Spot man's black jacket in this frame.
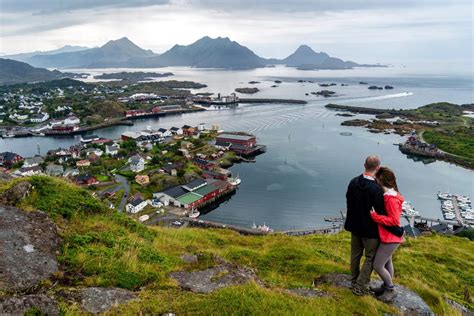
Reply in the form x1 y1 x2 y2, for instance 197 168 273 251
344 174 386 239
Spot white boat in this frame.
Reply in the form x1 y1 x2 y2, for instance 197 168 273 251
251 221 274 233
402 201 419 217
444 212 456 220
437 192 451 200
228 174 241 186
188 208 200 219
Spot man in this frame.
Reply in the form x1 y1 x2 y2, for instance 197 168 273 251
345 155 386 296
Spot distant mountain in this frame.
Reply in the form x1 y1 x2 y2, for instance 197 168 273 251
25 37 156 68
3 45 89 63
149 36 266 69
10 37 383 70
281 45 366 70
0 58 70 85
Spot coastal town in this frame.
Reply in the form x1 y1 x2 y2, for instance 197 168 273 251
0 78 307 138
0 122 266 225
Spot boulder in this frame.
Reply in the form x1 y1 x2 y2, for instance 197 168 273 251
0 294 59 315
80 287 136 314
0 205 60 291
180 253 199 264
0 181 32 206
170 263 261 293
314 273 434 315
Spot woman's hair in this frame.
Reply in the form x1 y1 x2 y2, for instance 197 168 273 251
375 166 399 192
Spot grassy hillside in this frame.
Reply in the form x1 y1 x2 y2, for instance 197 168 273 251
1 176 473 315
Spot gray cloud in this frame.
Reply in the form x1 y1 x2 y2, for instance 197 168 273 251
0 0 169 15
186 0 470 12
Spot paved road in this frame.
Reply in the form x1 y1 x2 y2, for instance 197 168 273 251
114 174 131 212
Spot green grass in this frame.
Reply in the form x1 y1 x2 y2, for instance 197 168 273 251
2 176 473 314
423 128 474 160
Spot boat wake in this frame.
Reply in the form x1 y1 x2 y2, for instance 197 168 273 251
341 92 414 104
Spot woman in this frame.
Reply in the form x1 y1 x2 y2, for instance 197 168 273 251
370 166 404 301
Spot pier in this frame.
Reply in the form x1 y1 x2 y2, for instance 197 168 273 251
239 98 307 105
282 224 343 236
450 196 466 226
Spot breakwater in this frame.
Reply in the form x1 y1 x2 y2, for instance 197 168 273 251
240 98 307 104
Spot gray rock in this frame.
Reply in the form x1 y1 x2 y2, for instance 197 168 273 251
0 294 59 315
284 288 328 298
170 263 260 293
445 298 474 316
180 253 198 264
81 287 136 314
0 182 32 206
0 205 60 291
314 273 434 315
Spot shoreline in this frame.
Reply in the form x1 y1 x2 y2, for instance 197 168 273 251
326 103 474 170
1 108 205 139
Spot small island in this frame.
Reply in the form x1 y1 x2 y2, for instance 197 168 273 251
235 87 259 94
327 102 474 169
93 71 174 81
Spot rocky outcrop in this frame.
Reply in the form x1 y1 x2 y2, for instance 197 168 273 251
314 273 434 315
0 205 60 292
235 87 259 94
170 262 261 293
0 181 32 206
0 294 59 315
80 287 136 314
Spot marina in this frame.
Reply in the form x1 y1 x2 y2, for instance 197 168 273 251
437 192 473 226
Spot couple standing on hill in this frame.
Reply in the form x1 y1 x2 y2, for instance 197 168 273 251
345 155 405 301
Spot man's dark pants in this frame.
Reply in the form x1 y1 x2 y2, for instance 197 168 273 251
350 233 379 287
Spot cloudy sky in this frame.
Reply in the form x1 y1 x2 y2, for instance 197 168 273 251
0 0 472 67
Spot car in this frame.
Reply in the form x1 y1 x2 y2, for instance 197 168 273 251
172 220 182 227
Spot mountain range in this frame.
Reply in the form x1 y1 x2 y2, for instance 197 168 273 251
4 36 383 70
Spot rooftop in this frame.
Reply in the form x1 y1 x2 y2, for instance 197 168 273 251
176 192 202 205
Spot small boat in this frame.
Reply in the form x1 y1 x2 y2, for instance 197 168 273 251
2 133 15 138
437 192 451 200
188 208 200 219
229 175 241 186
402 201 419 217
251 221 274 233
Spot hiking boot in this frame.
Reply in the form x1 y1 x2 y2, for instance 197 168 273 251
378 285 397 303
370 284 385 296
352 284 371 296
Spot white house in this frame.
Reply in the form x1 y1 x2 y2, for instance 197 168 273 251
129 155 145 172
126 198 148 213
16 166 42 177
30 112 49 123
84 148 104 157
105 145 119 156
169 127 183 135
64 115 80 125
158 128 172 138
23 156 44 168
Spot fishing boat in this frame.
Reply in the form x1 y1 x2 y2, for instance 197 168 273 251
188 208 200 219
228 174 241 186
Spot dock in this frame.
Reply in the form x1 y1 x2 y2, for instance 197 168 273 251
450 196 466 226
239 98 307 105
282 224 343 236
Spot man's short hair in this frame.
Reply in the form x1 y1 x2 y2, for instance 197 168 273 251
364 155 381 172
